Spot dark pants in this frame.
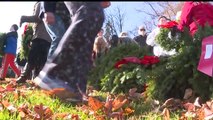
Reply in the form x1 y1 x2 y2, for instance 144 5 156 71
27 38 50 77
39 2 104 94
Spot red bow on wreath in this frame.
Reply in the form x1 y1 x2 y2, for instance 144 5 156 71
23 24 28 35
114 56 160 69
158 21 178 28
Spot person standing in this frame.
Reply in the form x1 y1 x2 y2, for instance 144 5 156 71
146 16 176 57
133 26 153 54
0 24 21 80
34 2 106 102
119 32 138 45
109 34 119 49
93 28 109 59
16 2 52 83
133 26 147 47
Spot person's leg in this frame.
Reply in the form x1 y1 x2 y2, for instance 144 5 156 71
16 62 33 83
43 15 66 58
34 2 105 100
33 39 50 78
16 40 39 83
0 54 10 79
8 54 21 77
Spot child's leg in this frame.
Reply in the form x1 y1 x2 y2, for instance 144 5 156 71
0 54 10 79
8 54 21 77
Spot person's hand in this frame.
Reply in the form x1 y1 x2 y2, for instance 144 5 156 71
43 12 55 25
19 16 24 27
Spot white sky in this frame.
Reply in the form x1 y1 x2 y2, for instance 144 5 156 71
0 2 146 38
0 2 36 48
0 2 36 32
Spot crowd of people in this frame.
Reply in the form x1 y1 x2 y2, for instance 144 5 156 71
0 1 212 103
92 14 177 60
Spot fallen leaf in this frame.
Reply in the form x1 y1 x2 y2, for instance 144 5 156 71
110 112 123 120
162 108 170 120
88 97 104 111
53 113 69 119
129 88 137 96
1 100 17 113
5 83 16 92
19 111 26 118
124 107 134 115
128 88 144 99
77 105 90 114
161 98 179 109
43 88 77 100
183 88 193 100
18 104 31 118
0 86 5 92
34 103 53 119
71 114 79 120
203 105 213 120
183 103 195 111
104 98 113 114
1 100 10 108
206 100 213 111
95 115 105 120
196 108 205 120
112 95 128 111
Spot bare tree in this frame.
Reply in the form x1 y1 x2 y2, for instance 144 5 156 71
128 27 138 37
136 2 184 32
114 7 125 33
104 6 126 40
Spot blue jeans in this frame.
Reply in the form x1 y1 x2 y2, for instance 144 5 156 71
44 15 66 58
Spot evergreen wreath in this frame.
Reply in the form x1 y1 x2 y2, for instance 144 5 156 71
0 32 7 56
155 27 182 52
19 24 33 60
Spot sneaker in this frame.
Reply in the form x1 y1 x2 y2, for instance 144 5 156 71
33 71 76 92
33 71 88 103
16 76 27 83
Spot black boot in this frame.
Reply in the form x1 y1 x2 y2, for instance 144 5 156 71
32 66 42 79
16 63 32 83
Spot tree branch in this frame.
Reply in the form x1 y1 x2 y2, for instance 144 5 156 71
147 2 160 16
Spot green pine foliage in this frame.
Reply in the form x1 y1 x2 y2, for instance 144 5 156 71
19 25 33 60
88 43 153 93
101 63 151 94
0 32 7 56
147 24 213 102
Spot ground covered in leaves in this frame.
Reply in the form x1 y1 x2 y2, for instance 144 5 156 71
0 78 212 120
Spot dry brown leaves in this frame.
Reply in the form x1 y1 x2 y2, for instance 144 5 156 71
0 79 213 120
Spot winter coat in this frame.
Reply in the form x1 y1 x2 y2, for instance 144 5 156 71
133 34 147 47
4 31 18 55
21 2 52 43
146 27 176 57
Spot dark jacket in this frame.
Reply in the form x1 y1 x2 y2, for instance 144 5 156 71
133 34 153 54
133 35 147 47
39 2 56 19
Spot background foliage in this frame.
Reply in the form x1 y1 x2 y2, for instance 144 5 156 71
89 24 213 102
